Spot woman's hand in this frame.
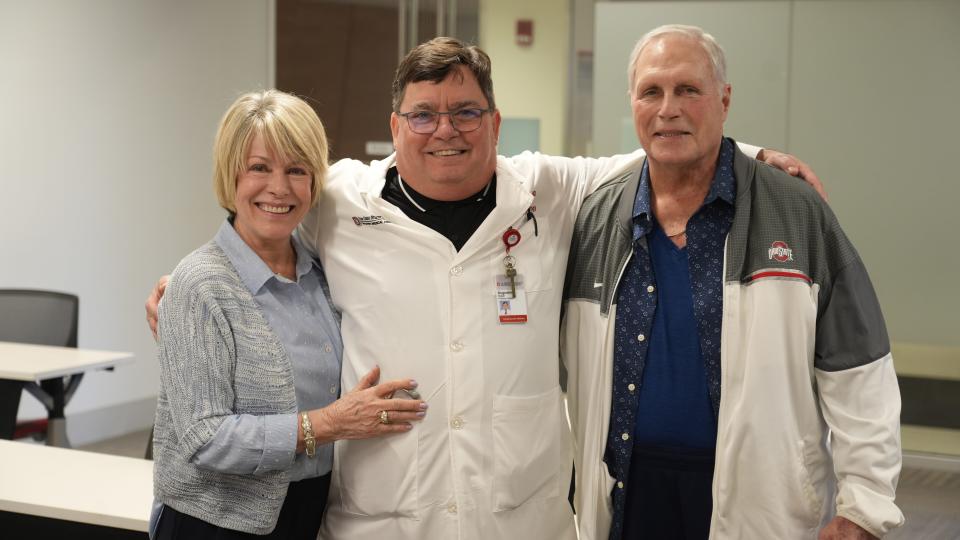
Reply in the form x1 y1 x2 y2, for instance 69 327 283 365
145 275 170 340
304 366 426 448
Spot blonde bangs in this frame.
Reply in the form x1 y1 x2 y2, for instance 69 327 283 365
212 90 329 212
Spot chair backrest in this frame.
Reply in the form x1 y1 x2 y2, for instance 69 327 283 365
0 289 78 348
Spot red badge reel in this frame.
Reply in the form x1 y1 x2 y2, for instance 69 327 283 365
502 228 521 253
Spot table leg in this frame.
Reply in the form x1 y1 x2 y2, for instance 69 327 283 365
0 379 25 440
41 377 71 448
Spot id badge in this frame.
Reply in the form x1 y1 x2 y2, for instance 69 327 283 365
495 274 528 324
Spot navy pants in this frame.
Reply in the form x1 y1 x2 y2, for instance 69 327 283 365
621 445 715 540
155 473 330 540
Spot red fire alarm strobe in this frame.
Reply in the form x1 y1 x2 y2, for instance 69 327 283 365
516 19 533 47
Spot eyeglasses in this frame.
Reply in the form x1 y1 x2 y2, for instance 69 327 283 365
396 108 494 134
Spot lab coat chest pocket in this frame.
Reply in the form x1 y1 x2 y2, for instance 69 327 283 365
491 385 567 512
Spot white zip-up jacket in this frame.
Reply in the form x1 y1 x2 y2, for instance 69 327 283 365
561 147 904 539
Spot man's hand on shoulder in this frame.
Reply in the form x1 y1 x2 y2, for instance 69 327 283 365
146 275 170 341
819 516 878 540
757 148 828 202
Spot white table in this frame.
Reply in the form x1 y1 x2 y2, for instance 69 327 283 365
0 341 134 447
0 439 152 533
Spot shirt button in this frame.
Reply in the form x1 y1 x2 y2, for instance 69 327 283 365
621 432 630 441
450 265 463 276
617 481 624 489
646 285 655 293
447 503 458 514
329 385 337 395
450 341 464 352
451 417 464 430
637 334 645 342
627 383 636 392
323 342 333 353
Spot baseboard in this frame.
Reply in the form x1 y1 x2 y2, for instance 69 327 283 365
65 396 156 447
892 342 960 381
903 451 960 473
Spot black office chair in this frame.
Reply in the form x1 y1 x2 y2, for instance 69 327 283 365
0 289 79 444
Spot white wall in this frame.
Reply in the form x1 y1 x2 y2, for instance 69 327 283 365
788 0 960 348
593 0 960 352
480 0 569 155
593 1 791 154
0 0 274 445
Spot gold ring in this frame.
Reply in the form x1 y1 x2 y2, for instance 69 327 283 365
379 410 390 424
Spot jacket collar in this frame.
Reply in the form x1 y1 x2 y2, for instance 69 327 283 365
725 140 759 281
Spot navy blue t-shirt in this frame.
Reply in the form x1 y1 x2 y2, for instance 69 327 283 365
632 223 717 449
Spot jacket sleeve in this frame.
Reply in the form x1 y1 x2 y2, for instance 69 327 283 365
158 273 296 475
814 252 904 537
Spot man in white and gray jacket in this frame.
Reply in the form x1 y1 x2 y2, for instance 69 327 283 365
561 25 903 540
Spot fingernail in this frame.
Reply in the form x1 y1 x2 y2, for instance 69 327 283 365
409 379 418 387
415 411 426 417
405 423 414 430
419 402 429 410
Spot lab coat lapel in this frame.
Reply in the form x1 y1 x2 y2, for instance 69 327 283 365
456 157 534 261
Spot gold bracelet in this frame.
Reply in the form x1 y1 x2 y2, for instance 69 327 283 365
300 412 316 458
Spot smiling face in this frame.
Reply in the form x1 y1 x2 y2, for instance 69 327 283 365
232 133 312 254
630 34 731 174
390 65 501 201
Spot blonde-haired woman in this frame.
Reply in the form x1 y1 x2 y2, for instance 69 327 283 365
151 90 425 539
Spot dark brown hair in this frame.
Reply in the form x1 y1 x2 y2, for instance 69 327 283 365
391 37 496 112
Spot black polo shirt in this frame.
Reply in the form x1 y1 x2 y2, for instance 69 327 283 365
381 167 496 251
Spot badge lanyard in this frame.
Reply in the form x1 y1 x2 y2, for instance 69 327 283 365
495 204 536 324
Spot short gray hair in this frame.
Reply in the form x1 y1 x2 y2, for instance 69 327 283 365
627 24 727 94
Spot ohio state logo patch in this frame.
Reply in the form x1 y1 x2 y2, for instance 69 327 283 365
768 241 794 262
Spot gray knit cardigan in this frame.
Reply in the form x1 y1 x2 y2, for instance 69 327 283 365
153 240 297 534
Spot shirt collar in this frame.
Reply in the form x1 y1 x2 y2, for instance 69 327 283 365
632 137 737 241
214 218 317 294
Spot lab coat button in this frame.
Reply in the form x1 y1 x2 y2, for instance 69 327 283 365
450 341 464 352
450 265 463 276
451 417 464 430
447 503 458 514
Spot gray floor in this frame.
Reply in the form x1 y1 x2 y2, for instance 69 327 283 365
888 464 960 539
78 428 152 459
81 431 960 538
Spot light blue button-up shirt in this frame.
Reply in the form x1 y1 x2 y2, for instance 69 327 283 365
197 219 343 479
150 220 342 537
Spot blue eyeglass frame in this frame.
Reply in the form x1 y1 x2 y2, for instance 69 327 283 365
396 108 495 134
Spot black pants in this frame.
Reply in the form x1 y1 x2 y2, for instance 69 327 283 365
155 473 330 540
621 445 715 540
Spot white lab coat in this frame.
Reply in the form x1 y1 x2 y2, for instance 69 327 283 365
298 150 643 540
